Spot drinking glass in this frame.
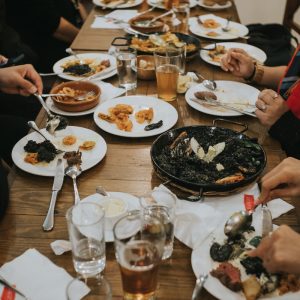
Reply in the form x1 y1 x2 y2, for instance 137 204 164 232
116 48 137 92
172 3 190 34
113 210 166 300
154 50 181 102
66 274 112 300
140 189 177 260
66 202 106 277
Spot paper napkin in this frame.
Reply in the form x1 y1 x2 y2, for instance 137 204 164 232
92 81 125 102
0 249 89 300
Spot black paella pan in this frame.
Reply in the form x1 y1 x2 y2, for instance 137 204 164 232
151 119 267 195
111 32 201 60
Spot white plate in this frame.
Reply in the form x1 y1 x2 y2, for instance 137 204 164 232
189 14 249 40
53 53 117 81
200 42 267 67
93 95 178 137
147 0 198 9
185 81 259 117
82 192 140 242
198 0 232 11
93 0 143 8
12 126 107 176
191 221 300 300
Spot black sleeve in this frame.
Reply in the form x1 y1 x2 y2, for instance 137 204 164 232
0 160 9 221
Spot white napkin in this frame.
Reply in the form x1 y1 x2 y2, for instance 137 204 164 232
92 81 125 102
0 249 89 300
91 10 137 29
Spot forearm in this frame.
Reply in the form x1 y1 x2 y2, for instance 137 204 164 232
260 66 287 89
53 17 79 43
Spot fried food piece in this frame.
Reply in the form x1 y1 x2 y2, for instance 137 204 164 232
194 91 217 100
62 135 77 146
110 104 133 115
100 59 110 67
24 153 39 164
98 112 115 123
242 276 261 300
208 45 227 62
216 173 245 184
207 31 220 37
63 150 82 167
135 108 154 124
79 141 96 151
278 274 300 295
202 19 220 29
115 118 133 131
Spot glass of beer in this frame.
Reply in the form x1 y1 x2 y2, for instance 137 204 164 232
113 210 166 300
154 50 181 102
139 189 177 260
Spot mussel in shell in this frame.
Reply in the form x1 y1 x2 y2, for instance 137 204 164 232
210 242 233 262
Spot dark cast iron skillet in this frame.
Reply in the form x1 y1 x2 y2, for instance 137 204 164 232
150 119 267 196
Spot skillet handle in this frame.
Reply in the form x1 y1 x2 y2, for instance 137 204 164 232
111 37 130 47
213 118 248 134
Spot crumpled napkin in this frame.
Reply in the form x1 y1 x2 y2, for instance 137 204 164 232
0 249 88 300
91 10 137 29
177 72 198 94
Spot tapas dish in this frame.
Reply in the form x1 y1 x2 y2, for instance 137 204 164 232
92 0 143 8
198 0 232 11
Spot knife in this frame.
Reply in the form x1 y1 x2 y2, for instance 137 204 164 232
42 159 65 231
0 275 29 299
191 274 208 300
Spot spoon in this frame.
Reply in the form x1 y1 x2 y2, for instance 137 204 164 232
33 93 68 134
27 121 64 154
191 71 217 91
224 210 253 238
65 165 82 205
96 185 110 196
222 16 232 32
191 274 208 300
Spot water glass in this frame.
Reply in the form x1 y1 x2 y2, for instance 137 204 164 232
116 49 137 92
113 210 166 300
154 50 181 102
140 189 177 260
66 202 106 277
66 274 112 300
172 3 190 34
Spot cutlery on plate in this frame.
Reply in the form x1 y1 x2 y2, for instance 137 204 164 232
191 274 208 300
192 97 257 117
41 91 96 101
77 67 117 82
39 72 63 77
145 10 173 27
42 159 65 231
222 16 232 32
0 275 29 300
190 70 217 90
65 164 82 205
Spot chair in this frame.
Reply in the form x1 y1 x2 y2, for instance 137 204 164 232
283 0 300 34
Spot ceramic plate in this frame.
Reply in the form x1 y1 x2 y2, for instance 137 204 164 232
93 0 143 8
12 126 107 176
82 192 140 242
185 81 259 117
198 0 232 11
93 95 178 137
53 53 117 81
147 0 198 9
200 42 267 67
189 14 249 40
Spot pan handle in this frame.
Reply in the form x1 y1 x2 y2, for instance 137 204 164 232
111 37 130 47
213 118 248 134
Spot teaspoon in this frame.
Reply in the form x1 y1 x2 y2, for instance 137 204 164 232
65 165 82 205
191 71 217 91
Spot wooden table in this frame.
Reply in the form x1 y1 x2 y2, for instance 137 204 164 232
1 2 300 300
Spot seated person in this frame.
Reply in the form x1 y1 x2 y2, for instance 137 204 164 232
0 64 43 220
5 0 87 72
248 157 300 275
220 46 300 159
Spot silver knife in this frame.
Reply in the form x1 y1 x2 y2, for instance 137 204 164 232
0 275 30 299
261 203 273 237
42 159 65 231
191 274 208 300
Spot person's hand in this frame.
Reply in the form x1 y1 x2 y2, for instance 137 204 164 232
256 157 300 205
255 89 289 128
0 64 43 96
220 48 255 78
248 225 300 275
0 55 8 65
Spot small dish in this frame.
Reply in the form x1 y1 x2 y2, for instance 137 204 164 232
50 81 101 112
129 15 165 33
137 55 155 80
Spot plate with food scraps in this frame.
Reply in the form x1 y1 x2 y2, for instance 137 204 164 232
198 0 232 11
93 95 178 137
12 126 107 176
53 53 117 81
200 42 267 67
82 192 140 242
191 212 300 300
189 14 249 40
147 0 198 9
185 81 259 117
93 0 143 8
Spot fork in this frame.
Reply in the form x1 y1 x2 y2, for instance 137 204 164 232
41 91 96 101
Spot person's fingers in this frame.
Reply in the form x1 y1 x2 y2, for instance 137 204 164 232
269 185 300 199
248 235 271 258
23 64 43 94
258 91 274 105
17 77 38 95
255 99 267 111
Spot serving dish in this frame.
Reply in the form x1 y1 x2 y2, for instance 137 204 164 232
129 15 165 33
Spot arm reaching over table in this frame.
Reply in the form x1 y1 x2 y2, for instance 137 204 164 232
0 64 43 96
248 225 300 275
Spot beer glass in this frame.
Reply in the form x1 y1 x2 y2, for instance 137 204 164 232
113 210 166 300
140 189 177 260
66 202 106 277
172 3 190 34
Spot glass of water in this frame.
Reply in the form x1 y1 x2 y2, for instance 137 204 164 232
66 202 106 277
139 189 177 260
116 48 137 92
